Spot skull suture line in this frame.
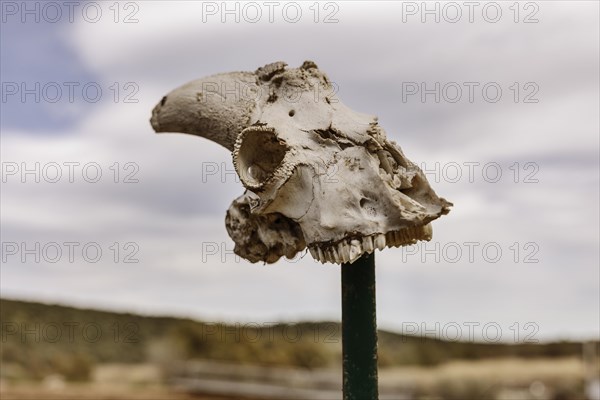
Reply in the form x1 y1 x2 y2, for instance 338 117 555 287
151 61 452 264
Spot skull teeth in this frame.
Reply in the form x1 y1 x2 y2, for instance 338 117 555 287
307 224 433 264
374 234 386 251
338 242 350 263
349 240 362 262
331 247 340 264
317 247 325 262
363 236 374 253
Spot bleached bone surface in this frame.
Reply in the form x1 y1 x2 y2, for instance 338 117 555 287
225 192 306 264
151 61 451 264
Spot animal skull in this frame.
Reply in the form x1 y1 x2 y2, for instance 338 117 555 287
151 61 451 264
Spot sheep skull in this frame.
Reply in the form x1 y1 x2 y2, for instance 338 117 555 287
151 61 451 264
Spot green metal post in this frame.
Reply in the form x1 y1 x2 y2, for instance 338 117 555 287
341 251 379 400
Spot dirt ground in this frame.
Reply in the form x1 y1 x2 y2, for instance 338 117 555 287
0 383 240 400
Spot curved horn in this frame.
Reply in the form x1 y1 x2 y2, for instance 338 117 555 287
150 71 261 151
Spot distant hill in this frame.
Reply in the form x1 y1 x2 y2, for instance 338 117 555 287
0 298 591 381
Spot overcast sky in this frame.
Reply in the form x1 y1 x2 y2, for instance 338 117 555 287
1 1 598 342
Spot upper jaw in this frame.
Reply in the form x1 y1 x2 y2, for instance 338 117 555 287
308 224 433 264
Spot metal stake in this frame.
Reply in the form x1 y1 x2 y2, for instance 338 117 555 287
341 251 378 400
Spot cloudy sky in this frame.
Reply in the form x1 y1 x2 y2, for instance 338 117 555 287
1 1 598 342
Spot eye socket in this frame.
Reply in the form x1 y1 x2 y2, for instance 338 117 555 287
235 128 288 189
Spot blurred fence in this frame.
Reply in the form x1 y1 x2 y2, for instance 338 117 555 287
169 356 597 400
169 361 410 400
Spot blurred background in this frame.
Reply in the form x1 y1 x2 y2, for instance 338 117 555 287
1 1 598 399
